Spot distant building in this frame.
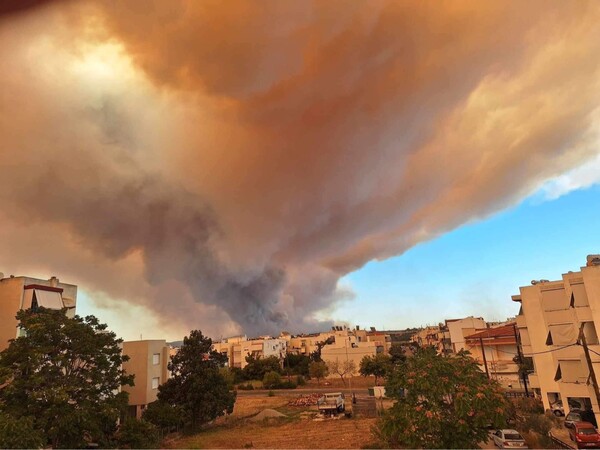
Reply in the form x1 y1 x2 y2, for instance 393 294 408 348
465 323 521 389
212 335 287 369
513 256 600 426
0 274 77 351
445 316 487 353
122 340 170 418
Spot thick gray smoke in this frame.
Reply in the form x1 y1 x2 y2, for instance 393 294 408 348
0 0 599 337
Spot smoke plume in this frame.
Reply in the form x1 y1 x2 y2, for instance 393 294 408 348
1 1 599 336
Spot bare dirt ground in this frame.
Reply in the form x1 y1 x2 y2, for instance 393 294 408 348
164 394 379 449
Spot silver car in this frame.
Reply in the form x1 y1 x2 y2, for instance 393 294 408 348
492 429 528 449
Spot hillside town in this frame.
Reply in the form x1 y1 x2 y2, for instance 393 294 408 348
2 255 600 448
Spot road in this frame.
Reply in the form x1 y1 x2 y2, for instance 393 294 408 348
236 388 370 397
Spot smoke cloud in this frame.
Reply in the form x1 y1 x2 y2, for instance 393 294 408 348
1 1 599 337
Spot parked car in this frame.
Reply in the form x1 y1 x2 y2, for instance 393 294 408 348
552 399 583 416
566 410 599 429
569 422 600 448
492 429 528 448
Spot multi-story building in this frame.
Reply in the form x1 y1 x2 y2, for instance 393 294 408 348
212 335 287 369
513 256 600 425
445 316 487 353
121 340 171 418
411 325 453 354
464 322 521 389
320 339 378 377
0 274 77 351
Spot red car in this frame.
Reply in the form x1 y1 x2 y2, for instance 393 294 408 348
569 422 600 449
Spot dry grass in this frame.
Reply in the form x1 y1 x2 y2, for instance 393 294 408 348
165 395 379 449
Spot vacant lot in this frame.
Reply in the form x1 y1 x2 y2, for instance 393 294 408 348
165 394 379 449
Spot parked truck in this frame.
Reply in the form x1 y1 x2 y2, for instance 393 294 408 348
317 392 345 414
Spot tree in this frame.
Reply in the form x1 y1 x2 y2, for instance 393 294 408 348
157 330 236 430
309 336 335 362
377 347 508 449
0 412 44 449
359 354 391 385
389 344 407 365
242 354 281 381
283 354 310 376
308 361 329 385
0 308 133 449
326 359 356 387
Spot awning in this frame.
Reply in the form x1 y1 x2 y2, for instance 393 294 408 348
34 289 64 309
548 323 578 345
542 288 568 312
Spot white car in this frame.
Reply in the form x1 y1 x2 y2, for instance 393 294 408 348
492 429 528 448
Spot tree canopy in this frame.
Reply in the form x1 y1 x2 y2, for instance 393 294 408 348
308 360 329 384
0 308 133 449
378 347 508 449
155 330 236 430
359 353 391 385
242 354 282 380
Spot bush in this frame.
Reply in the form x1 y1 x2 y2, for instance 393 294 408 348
268 390 275 397
278 380 297 389
142 401 184 432
116 419 160 449
296 375 306 386
238 383 255 390
263 371 282 389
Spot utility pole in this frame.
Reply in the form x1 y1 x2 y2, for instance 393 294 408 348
512 323 529 396
479 336 490 379
579 324 600 416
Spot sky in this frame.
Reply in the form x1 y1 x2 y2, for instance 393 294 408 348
0 1 599 342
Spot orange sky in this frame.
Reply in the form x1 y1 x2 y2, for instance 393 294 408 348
1 1 599 339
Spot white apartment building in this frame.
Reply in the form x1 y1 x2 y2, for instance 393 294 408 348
513 256 600 425
0 274 77 351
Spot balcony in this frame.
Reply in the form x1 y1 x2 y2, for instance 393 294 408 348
528 373 540 388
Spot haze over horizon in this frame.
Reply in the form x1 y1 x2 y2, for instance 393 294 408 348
1 1 599 342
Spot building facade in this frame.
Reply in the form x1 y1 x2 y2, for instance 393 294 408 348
513 256 600 425
0 274 77 351
464 323 521 389
121 340 171 418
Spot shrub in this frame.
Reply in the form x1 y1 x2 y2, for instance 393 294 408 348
268 390 275 397
296 375 306 386
237 383 255 390
263 371 282 389
116 419 160 449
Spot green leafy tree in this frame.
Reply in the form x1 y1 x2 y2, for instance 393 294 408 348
359 354 392 385
309 336 335 362
142 400 185 432
389 344 407 365
378 347 508 449
157 330 236 430
262 371 282 389
0 308 133 449
308 361 329 385
283 354 310 376
116 419 160 449
242 354 281 380
0 412 44 449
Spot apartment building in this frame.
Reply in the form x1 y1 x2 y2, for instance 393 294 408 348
321 339 378 377
464 323 521 389
121 340 171 418
513 256 600 425
445 316 487 352
0 274 77 351
213 335 287 369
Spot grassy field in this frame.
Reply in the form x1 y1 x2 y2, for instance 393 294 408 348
164 394 379 449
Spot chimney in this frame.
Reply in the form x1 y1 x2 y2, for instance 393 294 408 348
49 276 59 287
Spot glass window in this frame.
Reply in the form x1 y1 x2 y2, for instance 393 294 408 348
152 353 160 365
151 377 159 389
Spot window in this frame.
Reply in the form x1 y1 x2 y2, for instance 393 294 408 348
151 377 160 389
152 353 160 365
583 322 599 345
